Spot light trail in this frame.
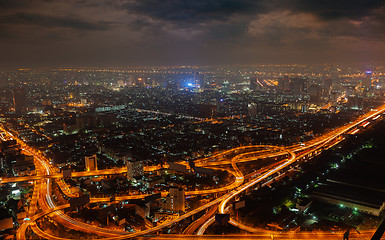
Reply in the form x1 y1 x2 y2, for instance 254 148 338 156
7 103 385 239
218 149 296 214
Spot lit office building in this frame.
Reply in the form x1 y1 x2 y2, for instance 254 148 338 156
13 87 27 115
127 159 144 180
164 187 185 212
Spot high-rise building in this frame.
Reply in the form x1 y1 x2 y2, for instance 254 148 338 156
362 71 372 91
13 87 27 115
199 103 217 119
278 75 290 91
347 95 363 110
309 84 322 103
289 78 307 94
194 71 204 88
248 103 259 117
323 79 333 98
250 77 259 91
164 187 185 212
127 157 144 180
85 154 97 171
330 91 338 106
221 81 230 93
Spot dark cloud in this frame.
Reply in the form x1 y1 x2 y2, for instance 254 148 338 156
73 0 106 8
0 0 30 9
0 26 16 39
127 17 153 31
294 0 385 20
122 0 267 27
0 0 385 66
0 12 114 31
122 0 385 27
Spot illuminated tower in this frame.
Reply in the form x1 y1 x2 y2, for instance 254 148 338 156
13 87 27 115
194 71 202 88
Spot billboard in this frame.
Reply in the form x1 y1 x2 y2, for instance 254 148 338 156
118 218 126 226
234 200 246 210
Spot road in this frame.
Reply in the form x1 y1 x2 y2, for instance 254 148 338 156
5 103 385 239
199 106 385 235
139 232 383 239
183 206 218 235
0 166 162 184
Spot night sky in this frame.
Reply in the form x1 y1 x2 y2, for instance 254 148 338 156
1 0 384 66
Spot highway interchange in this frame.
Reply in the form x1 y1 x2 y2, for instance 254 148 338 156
2 103 385 239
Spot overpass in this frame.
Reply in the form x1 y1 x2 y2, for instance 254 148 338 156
3 103 385 239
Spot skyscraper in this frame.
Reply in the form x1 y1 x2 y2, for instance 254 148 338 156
323 79 333 98
221 81 230 93
309 84 322 103
289 78 307 94
194 71 204 88
13 87 27 115
278 75 289 92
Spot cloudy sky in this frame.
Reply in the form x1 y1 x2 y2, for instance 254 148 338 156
0 0 384 66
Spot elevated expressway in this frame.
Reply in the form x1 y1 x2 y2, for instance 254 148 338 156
197 106 385 236
2 103 384 239
15 145 290 240
11 133 290 240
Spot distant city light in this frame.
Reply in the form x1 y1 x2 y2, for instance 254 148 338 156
3 63 385 239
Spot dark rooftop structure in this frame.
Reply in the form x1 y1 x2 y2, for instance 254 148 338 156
312 181 385 216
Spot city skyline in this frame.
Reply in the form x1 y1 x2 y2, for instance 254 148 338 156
1 1 385 239
0 0 385 67
1 64 385 238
